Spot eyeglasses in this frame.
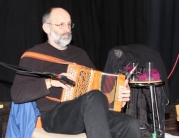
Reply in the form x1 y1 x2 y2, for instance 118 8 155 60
46 22 75 29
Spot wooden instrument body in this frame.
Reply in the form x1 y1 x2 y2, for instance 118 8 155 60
61 64 125 112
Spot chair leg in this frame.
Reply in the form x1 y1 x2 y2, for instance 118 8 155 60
0 104 3 138
176 105 179 121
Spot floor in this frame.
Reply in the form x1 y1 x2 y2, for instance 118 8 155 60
1 102 179 138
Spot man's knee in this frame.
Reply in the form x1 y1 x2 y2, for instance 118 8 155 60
82 90 109 111
86 90 108 104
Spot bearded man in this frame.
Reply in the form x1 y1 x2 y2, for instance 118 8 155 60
11 7 141 138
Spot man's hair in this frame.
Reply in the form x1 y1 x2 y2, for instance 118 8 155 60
42 8 54 24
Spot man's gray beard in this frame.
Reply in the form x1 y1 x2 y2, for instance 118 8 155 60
50 30 72 47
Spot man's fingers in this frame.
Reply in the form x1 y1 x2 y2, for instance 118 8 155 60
121 93 130 97
61 73 75 81
122 97 130 102
59 82 73 90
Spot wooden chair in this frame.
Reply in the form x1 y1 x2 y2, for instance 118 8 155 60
0 103 3 138
176 105 179 121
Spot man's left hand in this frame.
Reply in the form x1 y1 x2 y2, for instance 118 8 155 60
120 80 131 107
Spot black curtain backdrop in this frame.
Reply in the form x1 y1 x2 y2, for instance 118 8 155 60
0 0 178 106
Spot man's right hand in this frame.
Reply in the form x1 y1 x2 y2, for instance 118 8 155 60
45 73 75 90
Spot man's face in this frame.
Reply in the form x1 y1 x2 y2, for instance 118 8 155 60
50 27 72 47
48 9 72 48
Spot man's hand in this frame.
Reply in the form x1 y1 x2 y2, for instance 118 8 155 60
45 73 75 90
119 79 131 107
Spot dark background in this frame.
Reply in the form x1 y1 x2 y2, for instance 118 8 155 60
0 0 178 106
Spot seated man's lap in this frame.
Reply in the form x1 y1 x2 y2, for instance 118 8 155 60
108 111 141 138
40 91 140 138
